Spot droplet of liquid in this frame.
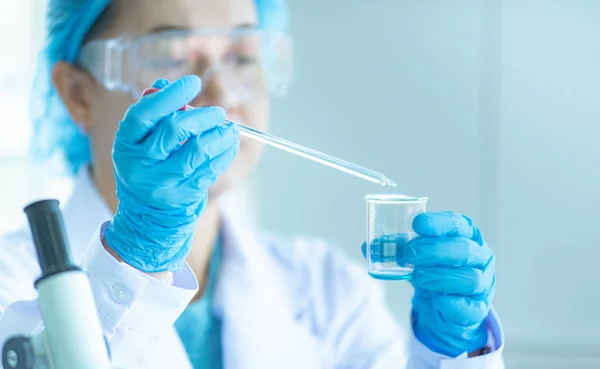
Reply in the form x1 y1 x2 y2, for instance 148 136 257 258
381 178 398 187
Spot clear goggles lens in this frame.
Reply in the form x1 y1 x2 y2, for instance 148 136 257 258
78 28 293 101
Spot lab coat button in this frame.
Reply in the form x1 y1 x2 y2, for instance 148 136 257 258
110 283 131 304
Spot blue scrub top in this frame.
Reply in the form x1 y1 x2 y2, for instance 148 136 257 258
174 236 223 369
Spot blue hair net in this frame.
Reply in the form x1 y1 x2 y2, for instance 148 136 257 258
30 0 289 175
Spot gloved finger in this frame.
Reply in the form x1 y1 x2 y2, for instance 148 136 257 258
412 212 483 244
187 143 240 189
432 293 490 327
141 106 226 160
161 123 240 177
151 78 170 89
136 76 201 120
411 286 433 309
411 257 495 295
118 75 202 144
405 236 493 269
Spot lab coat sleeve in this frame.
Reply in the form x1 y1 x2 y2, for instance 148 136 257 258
0 222 198 369
406 308 505 369
80 221 198 368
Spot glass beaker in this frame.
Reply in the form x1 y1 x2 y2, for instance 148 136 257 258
365 194 428 280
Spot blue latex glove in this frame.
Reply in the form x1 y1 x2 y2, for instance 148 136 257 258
406 212 496 357
104 76 240 273
360 211 496 357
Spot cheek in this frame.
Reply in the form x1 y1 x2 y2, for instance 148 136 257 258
88 92 135 162
239 98 269 156
242 98 269 131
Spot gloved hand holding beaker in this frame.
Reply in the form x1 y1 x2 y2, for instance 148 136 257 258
406 212 496 357
362 207 496 357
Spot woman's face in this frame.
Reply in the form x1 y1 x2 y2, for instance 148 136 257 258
83 0 268 199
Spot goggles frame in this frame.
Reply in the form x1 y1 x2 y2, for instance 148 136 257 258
77 27 294 98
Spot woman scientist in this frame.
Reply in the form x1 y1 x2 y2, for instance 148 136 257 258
0 0 503 368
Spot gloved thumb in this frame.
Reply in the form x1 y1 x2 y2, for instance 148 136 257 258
117 76 202 144
151 78 170 89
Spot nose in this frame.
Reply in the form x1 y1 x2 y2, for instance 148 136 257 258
189 70 241 114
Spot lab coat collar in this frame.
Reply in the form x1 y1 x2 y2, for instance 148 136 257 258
215 205 330 369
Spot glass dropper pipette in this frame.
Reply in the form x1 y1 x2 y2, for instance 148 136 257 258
227 120 397 187
141 88 397 187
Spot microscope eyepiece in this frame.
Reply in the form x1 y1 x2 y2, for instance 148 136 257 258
24 199 79 279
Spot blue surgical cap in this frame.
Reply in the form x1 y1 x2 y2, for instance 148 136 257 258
30 0 289 175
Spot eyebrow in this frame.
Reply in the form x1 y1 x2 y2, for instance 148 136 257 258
149 23 257 33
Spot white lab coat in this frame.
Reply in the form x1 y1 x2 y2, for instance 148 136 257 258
0 172 504 369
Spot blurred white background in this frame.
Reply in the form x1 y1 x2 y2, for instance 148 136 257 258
0 1 74 231
0 0 599 368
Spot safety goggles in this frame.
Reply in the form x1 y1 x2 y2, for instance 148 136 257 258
77 28 293 102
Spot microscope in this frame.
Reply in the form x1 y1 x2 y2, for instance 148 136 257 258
1 200 112 369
